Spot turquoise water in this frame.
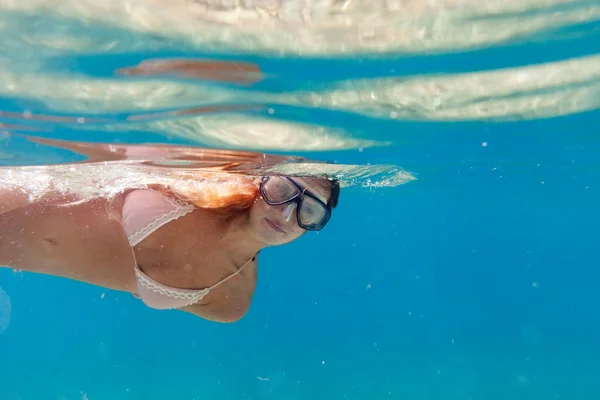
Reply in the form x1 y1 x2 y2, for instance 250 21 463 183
1 2 600 399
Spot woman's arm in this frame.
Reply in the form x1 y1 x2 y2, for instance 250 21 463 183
181 259 258 323
183 299 250 323
0 187 35 215
0 193 133 291
0 184 84 215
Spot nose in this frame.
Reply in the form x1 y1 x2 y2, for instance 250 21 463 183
281 202 296 221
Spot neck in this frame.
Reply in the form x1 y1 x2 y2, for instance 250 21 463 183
221 211 264 266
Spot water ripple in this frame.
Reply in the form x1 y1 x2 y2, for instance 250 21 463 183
0 0 596 162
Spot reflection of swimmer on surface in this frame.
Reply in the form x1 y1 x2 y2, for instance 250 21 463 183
0 139 340 323
115 58 265 86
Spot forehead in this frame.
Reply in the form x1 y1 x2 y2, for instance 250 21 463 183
292 177 332 202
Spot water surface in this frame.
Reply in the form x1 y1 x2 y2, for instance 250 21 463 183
0 1 599 399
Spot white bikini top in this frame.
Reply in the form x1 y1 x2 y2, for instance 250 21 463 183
120 189 254 310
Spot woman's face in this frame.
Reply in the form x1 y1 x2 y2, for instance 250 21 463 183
249 176 334 246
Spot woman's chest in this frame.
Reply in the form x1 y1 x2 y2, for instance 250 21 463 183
131 210 242 290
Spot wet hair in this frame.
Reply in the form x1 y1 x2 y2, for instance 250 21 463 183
172 173 341 214
171 172 259 213
328 179 340 209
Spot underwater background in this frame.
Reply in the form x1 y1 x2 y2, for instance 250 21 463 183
1 1 600 399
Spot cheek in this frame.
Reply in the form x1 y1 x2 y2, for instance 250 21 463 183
250 198 268 218
285 225 304 237
249 200 306 244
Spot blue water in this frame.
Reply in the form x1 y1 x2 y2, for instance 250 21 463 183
1 4 600 400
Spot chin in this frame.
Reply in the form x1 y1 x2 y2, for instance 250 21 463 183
258 225 304 246
261 231 299 246
266 238 290 246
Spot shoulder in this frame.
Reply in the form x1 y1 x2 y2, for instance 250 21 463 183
182 255 259 323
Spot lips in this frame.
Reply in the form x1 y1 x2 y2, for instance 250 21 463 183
265 218 285 233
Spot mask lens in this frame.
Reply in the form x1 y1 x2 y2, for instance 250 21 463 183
262 177 300 204
299 196 328 228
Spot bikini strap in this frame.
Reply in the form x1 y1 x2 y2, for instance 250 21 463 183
207 251 259 291
130 245 257 294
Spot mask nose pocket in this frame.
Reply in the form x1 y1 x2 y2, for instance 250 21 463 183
282 202 296 221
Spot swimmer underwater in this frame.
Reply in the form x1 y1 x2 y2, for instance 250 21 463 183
0 138 340 323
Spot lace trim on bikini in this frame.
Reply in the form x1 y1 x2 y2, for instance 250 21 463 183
134 264 209 306
127 196 195 247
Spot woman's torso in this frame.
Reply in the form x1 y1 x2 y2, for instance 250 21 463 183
0 189 257 305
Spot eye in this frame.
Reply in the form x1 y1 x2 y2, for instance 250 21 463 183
299 196 326 225
263 177 299 203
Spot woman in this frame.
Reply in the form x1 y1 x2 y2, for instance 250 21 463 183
0 139 340 323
